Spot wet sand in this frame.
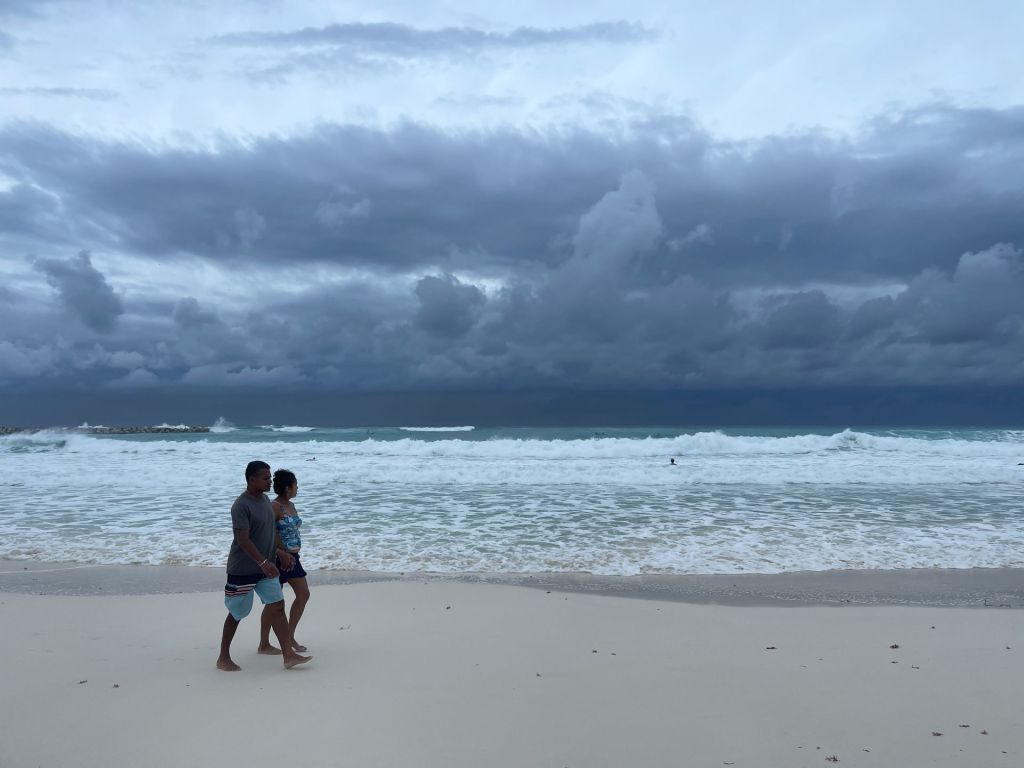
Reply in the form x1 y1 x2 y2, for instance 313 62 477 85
2 559 1022 607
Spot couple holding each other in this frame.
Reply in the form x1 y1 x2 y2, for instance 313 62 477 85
216 460 313 671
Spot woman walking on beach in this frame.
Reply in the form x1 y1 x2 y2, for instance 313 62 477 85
258 469 311 654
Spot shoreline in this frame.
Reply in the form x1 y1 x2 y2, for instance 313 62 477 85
2 559 1021 607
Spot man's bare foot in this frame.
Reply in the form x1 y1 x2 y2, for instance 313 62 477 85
257 644 283 655
217 657 241 671
283 653 313 669
291 642 308 652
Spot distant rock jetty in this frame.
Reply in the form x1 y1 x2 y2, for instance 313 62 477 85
1 425 210 435
81 426 211 434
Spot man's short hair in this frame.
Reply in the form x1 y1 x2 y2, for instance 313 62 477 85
245 460 270 480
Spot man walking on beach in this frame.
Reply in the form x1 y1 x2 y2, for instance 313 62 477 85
217 460 312 671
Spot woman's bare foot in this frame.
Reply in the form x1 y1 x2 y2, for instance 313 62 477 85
216 657 241 671
283 653 313 669
257 643 283 655
291 642 308 652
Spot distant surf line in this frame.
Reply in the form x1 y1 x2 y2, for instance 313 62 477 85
399 426 476 432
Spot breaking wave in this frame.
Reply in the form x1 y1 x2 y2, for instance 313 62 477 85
399 426 476 432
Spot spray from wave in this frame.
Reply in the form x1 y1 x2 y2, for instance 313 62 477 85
210 417 237 433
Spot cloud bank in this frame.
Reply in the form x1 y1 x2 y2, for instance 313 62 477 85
1 104 1023 403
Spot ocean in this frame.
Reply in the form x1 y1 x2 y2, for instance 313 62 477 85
2 422 1022 575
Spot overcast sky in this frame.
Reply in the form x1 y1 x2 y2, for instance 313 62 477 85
1 1 1023 424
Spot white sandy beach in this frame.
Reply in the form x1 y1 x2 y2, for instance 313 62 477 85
2 579 1022 767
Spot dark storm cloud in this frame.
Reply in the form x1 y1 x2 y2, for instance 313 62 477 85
1 104 1024 394
414 273 485 338
759 291 843 349
212 20 657 55
172 297 221 329
31 250 124 332
0 119 665 272
878 243 1024 345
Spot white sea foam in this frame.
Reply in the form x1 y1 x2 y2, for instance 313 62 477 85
399 425 476 432
0 429 79 454
1 427 1021 573
259 425 316 433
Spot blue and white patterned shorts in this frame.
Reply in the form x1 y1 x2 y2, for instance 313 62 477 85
224 573 285 620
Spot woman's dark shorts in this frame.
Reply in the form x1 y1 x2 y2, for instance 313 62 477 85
278 551 307 582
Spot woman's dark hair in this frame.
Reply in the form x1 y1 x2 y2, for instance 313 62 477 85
273 468 297 495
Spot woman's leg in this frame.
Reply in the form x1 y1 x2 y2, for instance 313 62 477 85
257 602 282 654
286 576 310 651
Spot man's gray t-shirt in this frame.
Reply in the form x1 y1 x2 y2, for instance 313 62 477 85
226 491 276 575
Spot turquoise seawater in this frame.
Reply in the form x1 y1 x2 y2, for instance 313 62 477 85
2 423 1022 574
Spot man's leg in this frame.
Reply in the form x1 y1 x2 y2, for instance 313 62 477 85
257 604 282 654
263 599 312 669
217 613 242 671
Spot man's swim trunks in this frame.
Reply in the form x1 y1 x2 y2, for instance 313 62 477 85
224 573 285 620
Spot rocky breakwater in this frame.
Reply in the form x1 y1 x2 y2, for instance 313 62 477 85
3 423 211 436
3 425 211 434
79 426 211 434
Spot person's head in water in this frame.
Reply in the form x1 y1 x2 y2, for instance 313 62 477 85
669 457 676 465
273 468 298 498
